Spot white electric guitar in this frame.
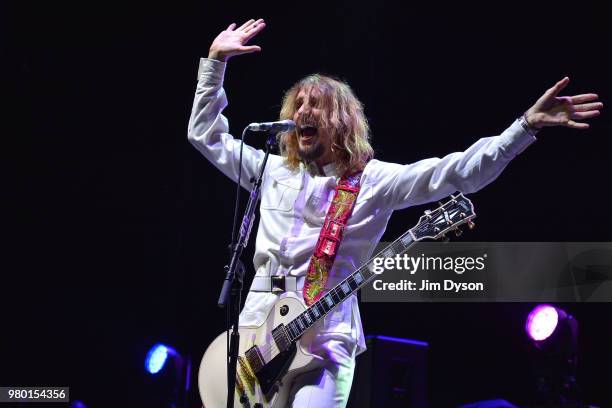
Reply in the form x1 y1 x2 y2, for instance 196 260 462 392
199 193 476 408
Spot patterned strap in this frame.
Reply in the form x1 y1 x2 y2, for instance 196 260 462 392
302 171 362 306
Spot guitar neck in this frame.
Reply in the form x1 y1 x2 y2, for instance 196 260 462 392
283 229 416 342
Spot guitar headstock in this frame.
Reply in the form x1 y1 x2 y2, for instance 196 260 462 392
410 193 476 241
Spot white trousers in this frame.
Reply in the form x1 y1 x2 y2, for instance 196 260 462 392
287 332 357 408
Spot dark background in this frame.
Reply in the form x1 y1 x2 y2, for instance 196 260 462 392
4 1 612 406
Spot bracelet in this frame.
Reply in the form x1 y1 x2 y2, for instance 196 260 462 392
518 113 540 135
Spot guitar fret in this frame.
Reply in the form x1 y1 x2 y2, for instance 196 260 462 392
303 312 312 324
291 320 301 338
347 276 358 290
391 240 406 254
287 322 295 339
341 282 350 294
353 271 364 285
324 295 334 308
363 266 376 280
336 290 346 301
400 232 413 246
312 305 321 318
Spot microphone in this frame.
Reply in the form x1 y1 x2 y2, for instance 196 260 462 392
247 120 296 132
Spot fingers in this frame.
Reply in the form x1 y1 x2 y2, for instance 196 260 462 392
247 19 265 33
571 99 602 122
574 101 603 112
226 23 237 31
239 45 262 54
239 18 264 33
566 120 590 129
571 110 600 120
570 93 599 104
237 19 255 31
243 21 266 42
546 77 570 97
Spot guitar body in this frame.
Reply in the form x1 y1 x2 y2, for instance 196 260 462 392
199 294 324 408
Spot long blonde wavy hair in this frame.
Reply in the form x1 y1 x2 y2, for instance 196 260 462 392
278 74 374 175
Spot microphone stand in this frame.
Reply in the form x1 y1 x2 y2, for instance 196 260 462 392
218 130 278 408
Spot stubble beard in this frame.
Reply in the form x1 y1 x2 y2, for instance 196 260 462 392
298 140 326 162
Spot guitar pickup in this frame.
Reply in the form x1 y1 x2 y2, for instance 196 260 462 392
245 345 265 373
271 324 291 352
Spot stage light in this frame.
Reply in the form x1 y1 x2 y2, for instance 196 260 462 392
143 343 191 408
525 304 578 353
525 305 581 405
525 304 559 341
145 343 176 375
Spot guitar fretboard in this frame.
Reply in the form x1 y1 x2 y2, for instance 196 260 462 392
284 230 415 342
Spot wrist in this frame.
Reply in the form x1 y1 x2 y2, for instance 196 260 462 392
524 111 543 130
519 113 540 135
208 48 228 62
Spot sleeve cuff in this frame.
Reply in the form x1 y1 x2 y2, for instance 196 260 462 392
197 57 227 84
499 119 538 157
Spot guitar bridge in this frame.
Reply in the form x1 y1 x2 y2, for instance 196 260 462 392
238 355 257 392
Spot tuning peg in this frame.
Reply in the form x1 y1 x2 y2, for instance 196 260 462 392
468 220 475 230
454 228 463 237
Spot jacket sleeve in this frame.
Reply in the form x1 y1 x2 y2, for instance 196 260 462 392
367 121 537 210
187 58 265 190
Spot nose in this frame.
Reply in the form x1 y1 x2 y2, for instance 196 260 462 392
297 102 309 115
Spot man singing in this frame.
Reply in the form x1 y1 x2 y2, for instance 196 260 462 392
188 18 601 407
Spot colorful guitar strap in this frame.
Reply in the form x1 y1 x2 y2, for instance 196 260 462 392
302 171 362 306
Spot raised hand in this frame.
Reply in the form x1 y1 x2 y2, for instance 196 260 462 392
525 77 603 130
208 19 266 62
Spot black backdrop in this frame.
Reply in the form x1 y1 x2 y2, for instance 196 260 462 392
4 1 612 406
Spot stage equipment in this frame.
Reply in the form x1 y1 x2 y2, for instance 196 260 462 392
144 343 191 408
525 304 581 406
348 335 428 407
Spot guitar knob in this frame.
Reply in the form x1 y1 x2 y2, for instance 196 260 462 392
239 394 250 406
468 220 475 230
280 305 289 316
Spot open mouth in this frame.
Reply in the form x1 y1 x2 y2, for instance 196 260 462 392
299 125 318 139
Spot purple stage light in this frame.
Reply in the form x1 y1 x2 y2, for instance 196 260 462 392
524 305 580 404
525 304 559 341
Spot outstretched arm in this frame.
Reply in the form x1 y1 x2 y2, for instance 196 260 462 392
370 79 603 210
187 19 268 189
